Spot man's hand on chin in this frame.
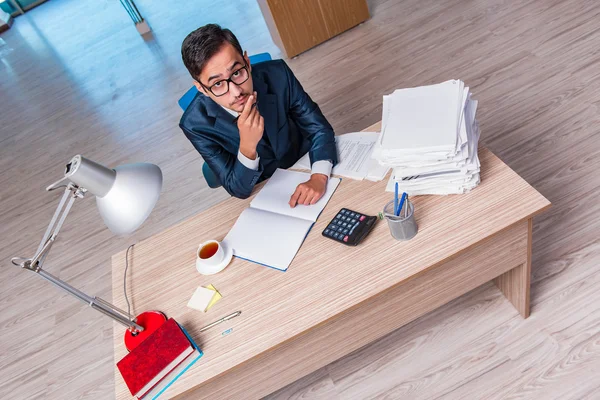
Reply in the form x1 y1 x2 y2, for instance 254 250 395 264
289 173 328 208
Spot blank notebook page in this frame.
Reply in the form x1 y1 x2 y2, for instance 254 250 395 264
251 168 341 222
223 208 313 271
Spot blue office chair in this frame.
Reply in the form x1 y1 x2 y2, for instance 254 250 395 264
178 52 272 189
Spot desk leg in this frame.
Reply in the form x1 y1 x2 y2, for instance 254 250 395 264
493 218 532 318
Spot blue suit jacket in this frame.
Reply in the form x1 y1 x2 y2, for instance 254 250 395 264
179 60 338 199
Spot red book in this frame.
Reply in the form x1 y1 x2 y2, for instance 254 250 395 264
117 318 194 398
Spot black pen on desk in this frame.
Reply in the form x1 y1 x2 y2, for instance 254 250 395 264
199 311 241 332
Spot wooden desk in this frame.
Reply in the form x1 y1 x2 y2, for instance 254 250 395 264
112 122 550 399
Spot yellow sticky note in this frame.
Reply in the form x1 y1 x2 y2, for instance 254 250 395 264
205 284 222 311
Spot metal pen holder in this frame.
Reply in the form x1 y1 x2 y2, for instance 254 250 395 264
383 199 418 240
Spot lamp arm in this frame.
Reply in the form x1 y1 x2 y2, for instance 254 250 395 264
37 268 144 331
29 183 81 271
11 183 144 333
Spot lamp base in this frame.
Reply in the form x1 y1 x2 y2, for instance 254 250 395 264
124 311 167 351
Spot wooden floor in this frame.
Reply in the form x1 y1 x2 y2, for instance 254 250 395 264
1 0 599 398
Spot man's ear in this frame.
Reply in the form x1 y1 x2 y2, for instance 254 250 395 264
193 80 206 95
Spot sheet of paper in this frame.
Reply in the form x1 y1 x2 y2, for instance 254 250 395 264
332 132 378 179
366 158 390 181
187 286 217 312
291 132 382 180
223 208 313 271
251 169 340 222
455 86 470 151
381 80 463 153
205 284 222 311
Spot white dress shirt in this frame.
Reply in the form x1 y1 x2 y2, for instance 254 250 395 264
222 105 333 177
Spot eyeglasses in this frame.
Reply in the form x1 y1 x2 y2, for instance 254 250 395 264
201 64 250 97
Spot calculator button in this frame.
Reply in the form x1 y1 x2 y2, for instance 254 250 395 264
330 224 337 230
336 233 342 239
343 229 349 234
359 215 366 221
337 226 344 232
343 235 349 242
324 229 330 235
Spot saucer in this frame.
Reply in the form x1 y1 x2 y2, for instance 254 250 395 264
196 241 233 275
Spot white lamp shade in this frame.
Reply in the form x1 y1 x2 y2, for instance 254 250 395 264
96 163 162 235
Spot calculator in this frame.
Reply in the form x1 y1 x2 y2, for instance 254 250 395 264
322 208 377 246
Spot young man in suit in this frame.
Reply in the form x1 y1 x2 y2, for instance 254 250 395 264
180 24 337 206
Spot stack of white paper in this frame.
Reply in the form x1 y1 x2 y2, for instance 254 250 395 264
291 132 390 181
372 79 481 195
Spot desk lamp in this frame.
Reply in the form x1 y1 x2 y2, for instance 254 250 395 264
11 155 165 351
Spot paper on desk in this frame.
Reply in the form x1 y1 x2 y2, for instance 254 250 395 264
366 158 390 181
251 169 340 222
335 132 378 179
187 286 217 313
380 80 463 154
205 284 222 311
291 132 388 180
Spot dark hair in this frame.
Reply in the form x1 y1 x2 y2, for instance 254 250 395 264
181 24 243 81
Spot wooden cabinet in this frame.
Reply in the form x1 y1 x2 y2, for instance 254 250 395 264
0 9 13 33
258 0 369 58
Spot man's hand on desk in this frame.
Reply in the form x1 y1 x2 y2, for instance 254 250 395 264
289 173 328 208
238 92 264 160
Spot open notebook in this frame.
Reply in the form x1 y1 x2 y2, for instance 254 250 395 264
223 169 341 271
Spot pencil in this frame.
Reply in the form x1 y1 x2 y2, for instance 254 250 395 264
396 192 407 217
394 182 399 217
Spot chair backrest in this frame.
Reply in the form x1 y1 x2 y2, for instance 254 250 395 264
177 52 272 111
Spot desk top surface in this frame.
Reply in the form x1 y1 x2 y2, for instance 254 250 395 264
112 122 550 399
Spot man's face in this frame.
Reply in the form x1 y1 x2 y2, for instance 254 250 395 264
195 43 253 113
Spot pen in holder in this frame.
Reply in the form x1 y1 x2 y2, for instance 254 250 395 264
383 199 418 240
